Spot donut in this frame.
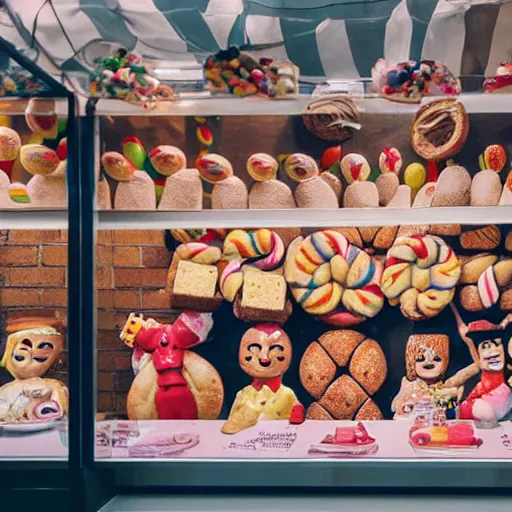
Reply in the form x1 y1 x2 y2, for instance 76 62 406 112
378 147 402 175
20 144 60 176
220 229 285 302
101 151 136 181
149 145 186 176
340 154 371 184
196 153 233 183
0 127 21 161
247 153 278 181
284 230 384 326
284 153 319 182
381 234 461 320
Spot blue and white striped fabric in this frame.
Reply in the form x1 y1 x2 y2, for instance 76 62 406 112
3 0 512 79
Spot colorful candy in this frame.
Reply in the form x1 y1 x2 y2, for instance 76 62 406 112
9 183 30 203
149 146 187 176
175 243 222 265
246 153 278 181
479 144 507 173
56 138 67 161
320 146 342 171
122 136 146 170
284 153 319 182
196 153 233 183
378 147 402 175
196 125 213 147
340 153 371 184
101 151 136 181
404 163 427 194
20 144 60 176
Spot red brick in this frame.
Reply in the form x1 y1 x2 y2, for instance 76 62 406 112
40 288 67 307
98 372 114 391
96 245 113 266
97 350 131 371
97 330 122 349
97 230 113 245
114 268 167 288
60 231 68 242
0 246 37 266
1 288 41 307
41 245 67 266
96 267 113 289
113 246 141 267
141 289 171 309
97 310 117 330
114 230 163 245
97 392 114 413
113 290 141 309
141 247 171 268
0 267 9 285
10 267 65 287
97 290 114 308
8 230 62 244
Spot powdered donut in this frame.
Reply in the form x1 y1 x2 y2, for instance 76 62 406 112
247 153 278 181
249 180 296 209
0 127 21 160
284 153 319 182
211 176 248 209
101 151 136 181
470 170 502 206
158 169 203 210
148 146 186 176
343 181 379 208
386 185 412 208
285 230 384 326
376 173 399 206
382 234 461 320
196 153 233 184
340 154 371 184
114 171 156 210
21 144 60 176
432 165 471 206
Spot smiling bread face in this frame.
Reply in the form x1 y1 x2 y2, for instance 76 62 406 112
478 337 505 372
239 324 292 380
1 328 63 379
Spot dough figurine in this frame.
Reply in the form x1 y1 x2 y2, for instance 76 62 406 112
452 305 512 427
0 318 68 423
247 153 296 209
120 311 223 420
391 334 478 419
222 325 303 434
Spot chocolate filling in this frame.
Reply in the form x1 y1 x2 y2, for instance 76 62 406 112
421 113 456 147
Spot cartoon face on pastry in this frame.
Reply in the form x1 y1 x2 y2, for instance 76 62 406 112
239 325 292 379
381 234 461 320
284 153 319 182
247 153 278 181
1 328 63 379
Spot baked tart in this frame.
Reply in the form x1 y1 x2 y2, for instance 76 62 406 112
411 99 469 160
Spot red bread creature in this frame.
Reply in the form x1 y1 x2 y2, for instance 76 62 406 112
120 311 223 420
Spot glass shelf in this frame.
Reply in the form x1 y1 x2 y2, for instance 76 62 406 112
0 210 68 229
0 97 68 116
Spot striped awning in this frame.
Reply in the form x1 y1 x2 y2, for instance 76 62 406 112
2 0 512 80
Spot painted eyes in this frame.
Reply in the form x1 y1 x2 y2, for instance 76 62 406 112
416 355 425 363
433 355 442 362
38 342 54 350
14 355 25 362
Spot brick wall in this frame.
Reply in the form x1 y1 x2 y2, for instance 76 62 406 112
0 229 69 388
96 230 172 416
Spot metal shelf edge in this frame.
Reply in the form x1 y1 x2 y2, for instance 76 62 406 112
0 210 68 229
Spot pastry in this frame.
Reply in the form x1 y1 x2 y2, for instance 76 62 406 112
460 225 501 250
284 153 319 182
8 183 30 204
378 147 402 175
432 165 471 207
24 99 58 139
343 181 379 208
211 176 248 209
404 163 427 199
301 330 387 420
479 144 506 173
247 153 278 181
321 172 343 202
148 146 187 176
483 61 512 93
507 231 512 252
382 234 461 320
114 170 156 210
166 242 223 311
460 253 499 284
412 182 436 208
285 230 384 326
340 153 371 184
386 184 412 208
222 325 303 434
220 229 291 323
376 173 399 206
101 151 136 181
499 171 512 205
0 126 21 177
20 144 60 176
158 169 203 210
302 95 361 142
411 99 469 160
470 170 502 206
196 153 233 184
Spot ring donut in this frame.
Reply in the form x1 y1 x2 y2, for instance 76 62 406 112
381 234 461 320
284 230 384 326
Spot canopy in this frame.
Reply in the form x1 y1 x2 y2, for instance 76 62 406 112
2 0 512 79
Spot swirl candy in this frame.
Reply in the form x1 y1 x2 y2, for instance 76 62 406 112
175 242 222 265
220 229 285 302
196 153 233 184
20 144 60 176
381 234 461 320
284 230 384 326
284 153 319 182
340 154 371 184
0 127 21 161
378 147 402 175
247 153 278 181
101 151 136 181
149 146 187 176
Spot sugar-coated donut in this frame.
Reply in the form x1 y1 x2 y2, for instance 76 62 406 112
20 144 60 176
101 151 136 181
196 153 233 183
340 153 371 184
246 153 278 181
284 153 319 182
149 145 187 176
0 127 21 161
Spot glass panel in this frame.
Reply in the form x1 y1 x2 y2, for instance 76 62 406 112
94 224 512 461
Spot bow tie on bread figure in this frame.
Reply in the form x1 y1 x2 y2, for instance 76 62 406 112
120 311 224 421
222 324 304 435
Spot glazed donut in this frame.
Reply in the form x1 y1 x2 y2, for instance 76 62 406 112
284 153 319 182
247 153 278 181
196 153 233 183
220 229 285 302
381 234 461 320
284 230 384 326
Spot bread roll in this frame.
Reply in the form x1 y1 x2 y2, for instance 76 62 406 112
320 172 342 203
430 224 461 236
376 173 399 206
212 176 248 209
461 254 498 284
318 330 364 366
27 174 67 208
432 165 471 206
349 339 387 395
460 225 501 250
249 180 296 209
115 171 156 210
295 177 339 208
386 184 412 208
319 375 368 419
501 289 512 310
158 169 203 210
306 402 333 420
470 170 502 206
356 399 383 421
343 181 379 208
460 285 484 312
299 342 336 400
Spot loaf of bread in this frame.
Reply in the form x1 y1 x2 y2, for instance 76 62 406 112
430 224 461 236
460 225 501 250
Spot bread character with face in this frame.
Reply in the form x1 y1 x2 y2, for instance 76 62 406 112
221 324 303 435
0 323 68 423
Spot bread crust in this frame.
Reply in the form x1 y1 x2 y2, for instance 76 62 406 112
460 225 501 250
233 294 292 324
299 342 336 400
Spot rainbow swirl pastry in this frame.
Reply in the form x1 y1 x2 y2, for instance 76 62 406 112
284 230 384 326
382 234 461 320
196 153 233 184
175 242 221 265
220 229 285 301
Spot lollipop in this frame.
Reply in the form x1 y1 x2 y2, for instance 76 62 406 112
284 153 319 182
246 153 278 181
20 144 60 176
340 154 371 184
149 145 187 176
196 153 234 184
378 147 402 175
101 151 136 181
479 144 506 173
